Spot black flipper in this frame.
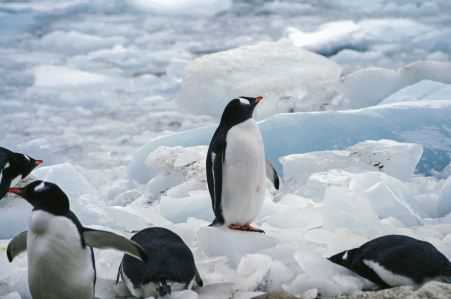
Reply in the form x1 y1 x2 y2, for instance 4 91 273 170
206 128 226 226
83 228 148 262
265 160 280 190
7 231 27 262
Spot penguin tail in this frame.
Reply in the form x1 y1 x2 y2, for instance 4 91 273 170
158 279 171 297
195 268 204 287
115 262 123 285
209 218 224 227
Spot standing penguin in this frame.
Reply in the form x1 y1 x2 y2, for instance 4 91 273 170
117 227 203 298
0 147 43 199
206 96 278 233
6 180 147 299
329 235 451 288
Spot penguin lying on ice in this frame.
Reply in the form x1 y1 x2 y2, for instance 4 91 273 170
117 227 203 298
329 234 451 289
206 96 279 233
0 147 42 199
6 180 147 299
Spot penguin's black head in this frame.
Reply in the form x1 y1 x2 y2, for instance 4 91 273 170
8 180 70 215
5 152 43 180
220 96 263 127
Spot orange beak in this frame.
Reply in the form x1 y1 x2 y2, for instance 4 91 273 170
255 96 263 104
35 160 43 166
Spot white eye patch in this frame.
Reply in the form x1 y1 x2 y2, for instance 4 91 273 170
24 155 31 161
34 182 47 192
239 98 250 105
4 162 10 170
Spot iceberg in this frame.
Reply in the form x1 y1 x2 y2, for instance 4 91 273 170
176 40 342 119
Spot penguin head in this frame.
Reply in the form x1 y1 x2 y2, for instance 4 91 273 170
5 152 43 180
220 96 263 127
8 181 69 215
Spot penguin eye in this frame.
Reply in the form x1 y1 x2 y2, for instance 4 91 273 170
239 98 250 105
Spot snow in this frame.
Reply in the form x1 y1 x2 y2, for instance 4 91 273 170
176 40 342 119
2 0 451 299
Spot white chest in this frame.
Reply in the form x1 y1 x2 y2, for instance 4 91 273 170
221 119 266 224
28 211 94 299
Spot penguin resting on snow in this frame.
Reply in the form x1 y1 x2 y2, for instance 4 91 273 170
206 96 279 233
6 180 147 299
0 147 43 199
329 234 451 289
117 227 203 298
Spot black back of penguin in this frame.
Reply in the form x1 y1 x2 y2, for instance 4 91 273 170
329 235 451 287
121 227 200 286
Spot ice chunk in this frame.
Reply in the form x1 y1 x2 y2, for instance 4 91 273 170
340 61 451 108
285 250 368 297
281 140 423 192
364 180 423 226
160 191 214 223
33 65 113 88
322 187 382 236
437 177 451 217
288 20 365 57
382 80 451 104
176 40 341 119
266 261 295 292
198 227 277 266
236 254 272 291
130 101 451 183
128 0 232 16
288 18 433 59
339 67 403 109
37 31 125 55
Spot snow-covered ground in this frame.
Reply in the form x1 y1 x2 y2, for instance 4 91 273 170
1 1 451 298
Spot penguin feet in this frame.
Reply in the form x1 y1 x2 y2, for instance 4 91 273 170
228 223 265 233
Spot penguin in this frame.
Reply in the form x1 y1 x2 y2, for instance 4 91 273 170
206 96 279 233
6 180 148 299
117 227 203 298
328 234 451 289
0 147 43 199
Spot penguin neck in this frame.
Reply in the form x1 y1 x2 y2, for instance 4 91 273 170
221 115 254 131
